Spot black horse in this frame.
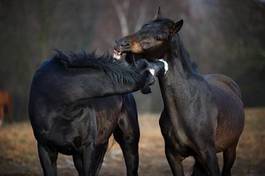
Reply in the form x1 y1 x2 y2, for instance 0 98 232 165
29 51 165 176
114 10 245 176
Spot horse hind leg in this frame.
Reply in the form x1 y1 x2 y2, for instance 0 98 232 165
222 143 237 176
38 143 58 176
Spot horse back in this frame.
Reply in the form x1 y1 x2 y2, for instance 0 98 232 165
204 74 241 98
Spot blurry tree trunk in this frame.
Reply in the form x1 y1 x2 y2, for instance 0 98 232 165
112 0 130 36
112 0 147 36
134 5 146 31
38 0 55 59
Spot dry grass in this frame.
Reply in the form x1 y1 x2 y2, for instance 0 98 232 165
0 108 264 176
0 123 38 176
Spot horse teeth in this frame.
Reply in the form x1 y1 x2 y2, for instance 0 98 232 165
113 49 122 60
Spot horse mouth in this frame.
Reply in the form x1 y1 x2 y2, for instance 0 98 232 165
113 46 134 60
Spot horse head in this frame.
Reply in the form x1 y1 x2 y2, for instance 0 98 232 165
113 8 183 63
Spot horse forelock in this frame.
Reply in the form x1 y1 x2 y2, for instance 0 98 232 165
52 50 142 86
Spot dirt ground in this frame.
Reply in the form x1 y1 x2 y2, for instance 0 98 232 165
0 108 264 176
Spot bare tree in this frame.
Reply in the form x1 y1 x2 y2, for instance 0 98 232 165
112 0 130 36
134 4 147 31
112 0 147 36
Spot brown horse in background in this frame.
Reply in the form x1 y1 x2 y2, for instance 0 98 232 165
0 91 12 126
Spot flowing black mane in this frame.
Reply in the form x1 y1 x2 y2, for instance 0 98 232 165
171 34 198 75
52 50 142 85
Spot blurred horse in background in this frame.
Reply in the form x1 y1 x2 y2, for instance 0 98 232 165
0 91 12 126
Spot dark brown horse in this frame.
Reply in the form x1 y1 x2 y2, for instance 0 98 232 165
0 91 12 126
29 51 165 176
114 11 245 176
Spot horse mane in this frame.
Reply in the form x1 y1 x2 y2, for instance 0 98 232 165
171 34 198 75
52 50 142 85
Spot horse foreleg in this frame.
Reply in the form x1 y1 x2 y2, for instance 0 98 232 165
37 143 58 176
114 123 140 176
165 146 185 176
222 143 237 176
73 142 97 176
191 160 207 176
114 133 139 176
73 153 84 176
92 142 109 176
83 143 96 176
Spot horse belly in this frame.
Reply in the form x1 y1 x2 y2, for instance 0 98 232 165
44 124 87 155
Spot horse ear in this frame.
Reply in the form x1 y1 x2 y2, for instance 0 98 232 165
174 19 184 33
154 6 161 19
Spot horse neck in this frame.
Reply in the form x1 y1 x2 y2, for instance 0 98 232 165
158 35 198 118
